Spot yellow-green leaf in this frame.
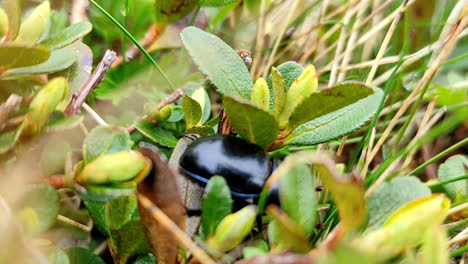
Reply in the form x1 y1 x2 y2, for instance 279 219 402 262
0 45 50 70
266 205 310 253
279 65 318 128
206 205 256 253
4 0 20 41
355 194 450 261
21 77 68 136
182 95 202 129
250 78 270 112
419 226 449 264
77 151 151 184
271 67 286 116
0 8 8 37
15 1 51 45
39 21 93 50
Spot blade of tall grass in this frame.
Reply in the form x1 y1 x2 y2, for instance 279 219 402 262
88 0 176 90
409 137 468 176
365 112 468 194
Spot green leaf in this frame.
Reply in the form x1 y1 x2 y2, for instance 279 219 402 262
83 200 109 236
271 67 286 116
134 118 178 148
267 61 304 91
201 176 233 240
286 87 384 145
367 176 431 230
279 164 317 237
18 184 59 234
287 82 376 131
4 48 76 77
4 0 21 41
106 196 151 261
190 87 211 124
203 0 239 6
14 1 51 45
438 155 468 201
224 96 279 148
0 45 50 70
181 26 253 99
266 61 304 111
65 247 105 264
109 220 152 262
166 106 184 122
242 240 269 259
83 126 132 164
185 126 215 136
155 0 200 26
40 21 93 50
182 95 202 129
105 195 138 230
46 114 84 131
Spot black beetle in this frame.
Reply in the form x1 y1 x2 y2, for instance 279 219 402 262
179 134 274 198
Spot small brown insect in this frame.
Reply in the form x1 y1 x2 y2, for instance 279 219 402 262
236 49 252 69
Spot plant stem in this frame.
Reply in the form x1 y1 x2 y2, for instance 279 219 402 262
87 0 175 90
427 175 468 188
409 137 468 175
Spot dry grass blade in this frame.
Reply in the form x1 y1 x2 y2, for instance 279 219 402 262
137 142 187 264
361 6 468 180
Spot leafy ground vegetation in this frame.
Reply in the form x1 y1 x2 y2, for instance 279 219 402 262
0 0 467 263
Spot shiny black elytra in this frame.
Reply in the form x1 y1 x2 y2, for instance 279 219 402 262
179 135 272 198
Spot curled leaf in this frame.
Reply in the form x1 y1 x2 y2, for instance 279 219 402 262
251 78 270 112
206 205 257 253
77 151 151 184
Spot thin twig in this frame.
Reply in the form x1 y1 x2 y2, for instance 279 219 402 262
113 24 162 67
64 50 117 117
0 94 22 129
57 214 93 232
126 88 185 133
137 193 217 264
